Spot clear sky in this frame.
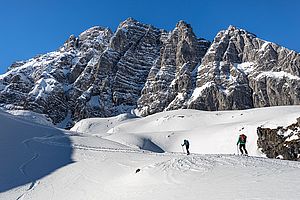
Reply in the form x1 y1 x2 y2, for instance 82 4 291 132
1 0 299 74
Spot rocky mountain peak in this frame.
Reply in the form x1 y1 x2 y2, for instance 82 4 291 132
193 24 300 111
176 20 191 29
116 17 154 34
61 26 113 53
137 20 210 116
225 25 256 37
119 17 139 27
227 24 237 30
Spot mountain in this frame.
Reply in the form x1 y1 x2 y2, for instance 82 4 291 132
1 106 300 199
0 18 299 128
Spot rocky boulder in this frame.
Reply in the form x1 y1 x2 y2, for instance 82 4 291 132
257 118 300 161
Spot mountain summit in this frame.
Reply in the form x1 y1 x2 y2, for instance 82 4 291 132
0 18 299 127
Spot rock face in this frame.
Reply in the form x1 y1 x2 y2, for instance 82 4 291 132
257 118 300 161
137 21 210 115
137 25 300 115
0 18 300 127
71 18 164 122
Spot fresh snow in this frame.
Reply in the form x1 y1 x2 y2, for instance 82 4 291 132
255 71 300 80
3 109 53 127
189 82 213 102
71 113 137 137
286 134 299 142
101 106 300 156
29 78 60 100
234 62 255 75
1 106 300 199
259 42 271 52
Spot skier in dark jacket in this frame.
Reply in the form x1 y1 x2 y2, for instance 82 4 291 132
237 134 248 155
182 139 190 155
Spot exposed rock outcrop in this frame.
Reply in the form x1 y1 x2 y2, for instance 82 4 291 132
257 118 300 161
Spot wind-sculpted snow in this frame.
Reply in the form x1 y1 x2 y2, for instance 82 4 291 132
0 18 300 127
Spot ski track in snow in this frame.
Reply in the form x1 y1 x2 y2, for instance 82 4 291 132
16 138 44 200
29 134 300 173
33 136 141 154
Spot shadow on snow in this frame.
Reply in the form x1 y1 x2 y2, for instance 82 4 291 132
0 111 73 193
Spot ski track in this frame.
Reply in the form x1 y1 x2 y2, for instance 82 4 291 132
16 136 48 200
28 134 300 171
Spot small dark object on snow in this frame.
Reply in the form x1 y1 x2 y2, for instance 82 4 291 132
135 168 141 173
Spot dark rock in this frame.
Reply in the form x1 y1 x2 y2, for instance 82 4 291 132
257 120 300 161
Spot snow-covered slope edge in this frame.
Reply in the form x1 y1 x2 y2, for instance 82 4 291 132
0 108 54 126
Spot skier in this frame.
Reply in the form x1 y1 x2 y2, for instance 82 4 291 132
237 133 248 155
182 139 190 155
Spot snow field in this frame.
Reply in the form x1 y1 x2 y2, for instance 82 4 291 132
1 106 300 199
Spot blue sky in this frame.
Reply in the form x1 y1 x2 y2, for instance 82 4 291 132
1 0 299 74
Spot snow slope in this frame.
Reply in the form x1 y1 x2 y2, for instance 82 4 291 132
73 106 300 156
0 109 73 199
1 108 54 127
1 106 300 199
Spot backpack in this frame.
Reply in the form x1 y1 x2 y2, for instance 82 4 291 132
184 140 189 146
240 134 247 143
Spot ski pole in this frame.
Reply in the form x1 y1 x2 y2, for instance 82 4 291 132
237 145 239 155
181 145 185 154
